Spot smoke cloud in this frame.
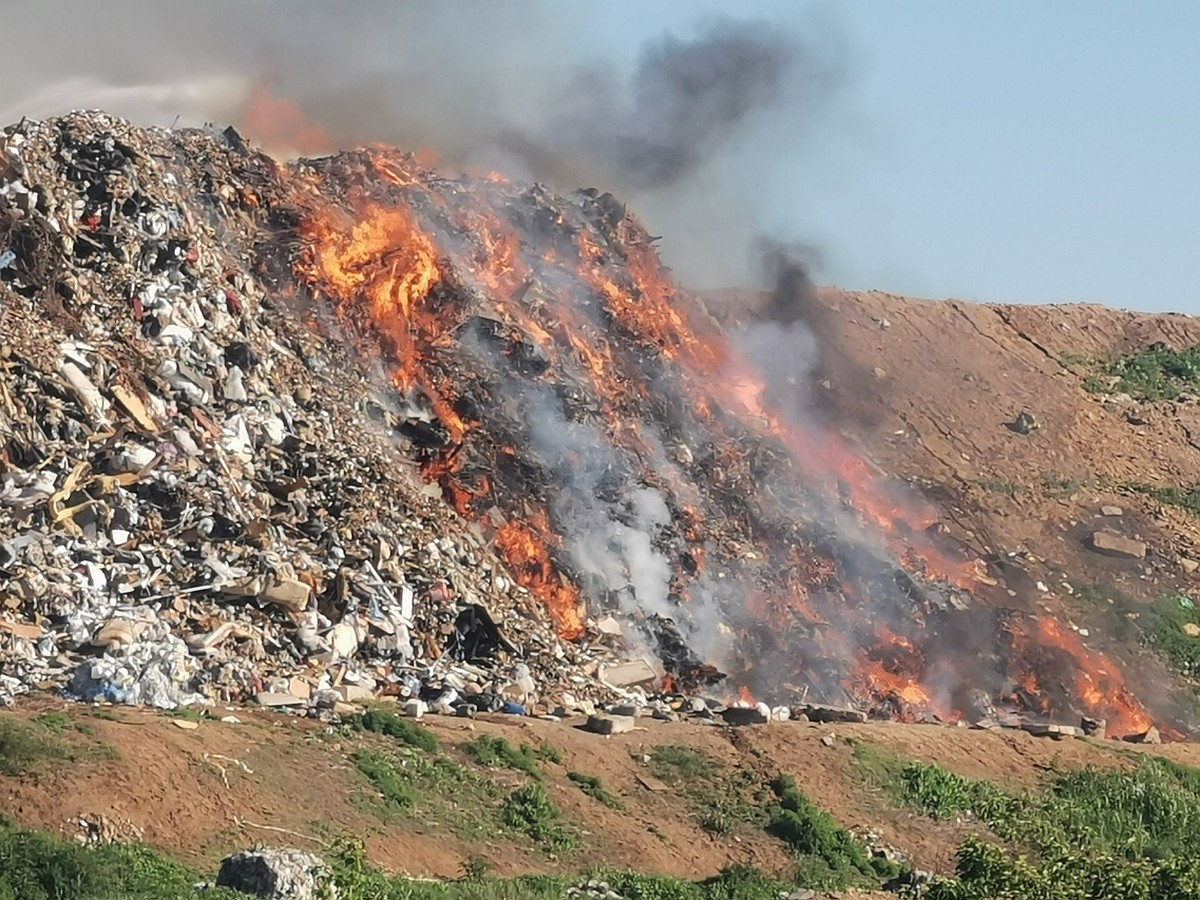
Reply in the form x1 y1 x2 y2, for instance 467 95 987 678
4 0 847 288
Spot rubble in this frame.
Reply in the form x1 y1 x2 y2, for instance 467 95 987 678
216 848 335 900
585 714 636 735
0 110 1163 740
1089 531 1148 560
0 112 616 715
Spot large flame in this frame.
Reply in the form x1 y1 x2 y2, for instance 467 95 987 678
292 150 1157 737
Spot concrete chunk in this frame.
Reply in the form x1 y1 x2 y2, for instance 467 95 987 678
1020 722 1080 739
585 714 635 735
600 659 657 688
255 692 306 708
1089 531 1147 560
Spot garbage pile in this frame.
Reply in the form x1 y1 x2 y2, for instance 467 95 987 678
0 111 625 714
0 111 1162 738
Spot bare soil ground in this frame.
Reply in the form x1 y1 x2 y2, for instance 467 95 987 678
3 697 1197 886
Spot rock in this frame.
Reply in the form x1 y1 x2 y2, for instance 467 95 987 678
1126 726 1162 745
334 683 373 703
402 699 427 719
798 703 867 724
820 734 835 747
1007 411 1041 435
1181 557 1200 574
585 714 635 735
1183 623 1200 638
171 718 200 730
599 659 657 688
216 848 336 899
718 706 769 726
1089 531 1147 560
1020 722 1080 739
1100 505 1124 517
609 703 642 718
635 772 670 792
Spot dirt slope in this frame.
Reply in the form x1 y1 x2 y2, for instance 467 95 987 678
812 291 1200 582
3 699 1197 885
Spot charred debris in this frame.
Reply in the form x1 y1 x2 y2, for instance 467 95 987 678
0 112 1160 739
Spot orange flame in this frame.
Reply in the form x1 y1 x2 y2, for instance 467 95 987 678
495 512 584 640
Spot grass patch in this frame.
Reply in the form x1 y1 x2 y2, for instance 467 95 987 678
500 783 577 854
0 818 243 900
1041 472 1086 499
463 735 556 779
1130 483 1200 518
1142 594 1200 678
1083 344 1200 402
352 748 418 814
567 772 624 810
165 707 205 723
766 775 898 889
350 708 439 753
849 741 906 790
648 744 715 783
0 716 76 776
327 838 793 899
888 756 1200 898
975 477 1019 498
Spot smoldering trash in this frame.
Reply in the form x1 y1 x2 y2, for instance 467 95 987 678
0 111 1160 739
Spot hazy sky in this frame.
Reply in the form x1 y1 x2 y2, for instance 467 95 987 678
615 1 1199 312
6 2 1197 312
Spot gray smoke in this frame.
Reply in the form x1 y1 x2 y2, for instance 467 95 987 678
506 20 796 190
3 0 847 288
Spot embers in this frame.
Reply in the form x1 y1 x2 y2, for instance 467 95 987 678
643 613 725 691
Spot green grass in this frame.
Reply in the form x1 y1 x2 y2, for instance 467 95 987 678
886 756 1200 898
500 783 577 854
327 837 793 899
1083 344 1200 401
350 708 439 753
766 775 899 889
0 716 77 776
567 772 625 810
1142 594 1200 678
975 477 1019 498
1041 472 1086 499
648 744 716 783
0 818 244 900
1129 483 1200 517
463 736 557 779
352 749 418 814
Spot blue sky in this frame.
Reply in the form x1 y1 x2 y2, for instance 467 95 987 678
587 2 1200 311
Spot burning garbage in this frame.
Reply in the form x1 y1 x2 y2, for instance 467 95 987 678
0 111 1165 739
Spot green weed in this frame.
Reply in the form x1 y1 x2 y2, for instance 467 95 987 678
0 717 75 776
0 819 243 900
500 783 577 854
975 477 1019 498
1085 344 1200 402
648 745 715 783
766 775 898 889
892 756 1200 898
567 772 625 810
350 708 439 753
1130 483 1200 518
463 735 548 779
352 749 418 813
